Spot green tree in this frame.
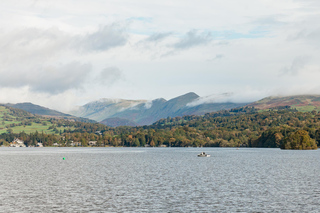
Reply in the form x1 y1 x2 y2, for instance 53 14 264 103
281 130 317 150
81 138 87 147
133 138 140 147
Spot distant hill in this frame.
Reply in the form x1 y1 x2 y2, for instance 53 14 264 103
248 95 320 112
71 92 248 126
101 117 138 127
5 102 70 117
4 102 95 123
0 105 77 134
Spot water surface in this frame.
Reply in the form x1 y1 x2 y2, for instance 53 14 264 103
0 147 319 212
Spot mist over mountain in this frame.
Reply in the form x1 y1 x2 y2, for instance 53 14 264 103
70 92 248 126
4 94 320 127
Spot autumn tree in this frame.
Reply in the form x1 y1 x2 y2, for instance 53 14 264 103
281 130 317 150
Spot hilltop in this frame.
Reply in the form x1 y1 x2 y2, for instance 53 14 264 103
3 102 94 123
5 102 70 116
248 95 320 112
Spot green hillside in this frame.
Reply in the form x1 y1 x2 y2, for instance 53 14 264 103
4 102 95 123
4 102 70 117
0 105 76 134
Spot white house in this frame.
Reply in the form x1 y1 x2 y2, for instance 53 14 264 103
10 138 26 147
88 141 97 146
70 142 81 146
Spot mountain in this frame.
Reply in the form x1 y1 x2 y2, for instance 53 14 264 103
4 102 95 123
69 99 148 122
248 95 320 112
70 92 248 126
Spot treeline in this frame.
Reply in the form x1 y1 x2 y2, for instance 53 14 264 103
1 106 320 149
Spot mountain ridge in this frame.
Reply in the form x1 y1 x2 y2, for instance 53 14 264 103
6 94 320 127
71 92 248 126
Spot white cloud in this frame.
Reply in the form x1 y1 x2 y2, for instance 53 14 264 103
0 62 92 94
0 0 319 111
79 24 128 52
279 56 310 76
145 32 173 43
144 101 153 109
173 30 213 49
207 54 224 62
95 67 124 85
187 93 235 107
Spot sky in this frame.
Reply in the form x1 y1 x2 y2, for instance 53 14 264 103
0 0 320 112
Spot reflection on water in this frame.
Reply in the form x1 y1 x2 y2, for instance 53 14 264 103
0 147 319 212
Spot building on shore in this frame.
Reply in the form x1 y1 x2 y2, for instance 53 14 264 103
70 141 81 146
10 138 26 147
88 141 97 146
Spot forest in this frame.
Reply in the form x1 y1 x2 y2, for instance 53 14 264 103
0 106 319 149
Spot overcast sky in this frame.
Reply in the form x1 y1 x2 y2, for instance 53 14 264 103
0 0 320 112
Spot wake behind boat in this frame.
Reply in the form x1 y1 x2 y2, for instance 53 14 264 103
198 152 210 157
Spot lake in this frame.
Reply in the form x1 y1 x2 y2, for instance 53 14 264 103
0 147 319 212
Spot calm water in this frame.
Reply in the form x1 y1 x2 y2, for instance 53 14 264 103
0 147 320 212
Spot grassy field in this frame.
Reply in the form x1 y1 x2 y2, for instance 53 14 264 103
0 106 76 135
293 105 318 112
0 123 76 134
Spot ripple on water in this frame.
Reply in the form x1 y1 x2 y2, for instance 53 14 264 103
0 147 320 212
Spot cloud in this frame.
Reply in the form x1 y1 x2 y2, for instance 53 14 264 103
251 15 285 27
173 30 213 49
187 93 234 107
280 56 310 76
0 27 71 64
144 100 153 109
79 24 128 51
289 27 320 47
0 62 92 94
95 67 124 85
0 24 130 95
145 32 173 43
207 54 224 62
0 24 128 63
1 0 320 112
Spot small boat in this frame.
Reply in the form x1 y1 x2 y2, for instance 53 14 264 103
198 152 210 157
